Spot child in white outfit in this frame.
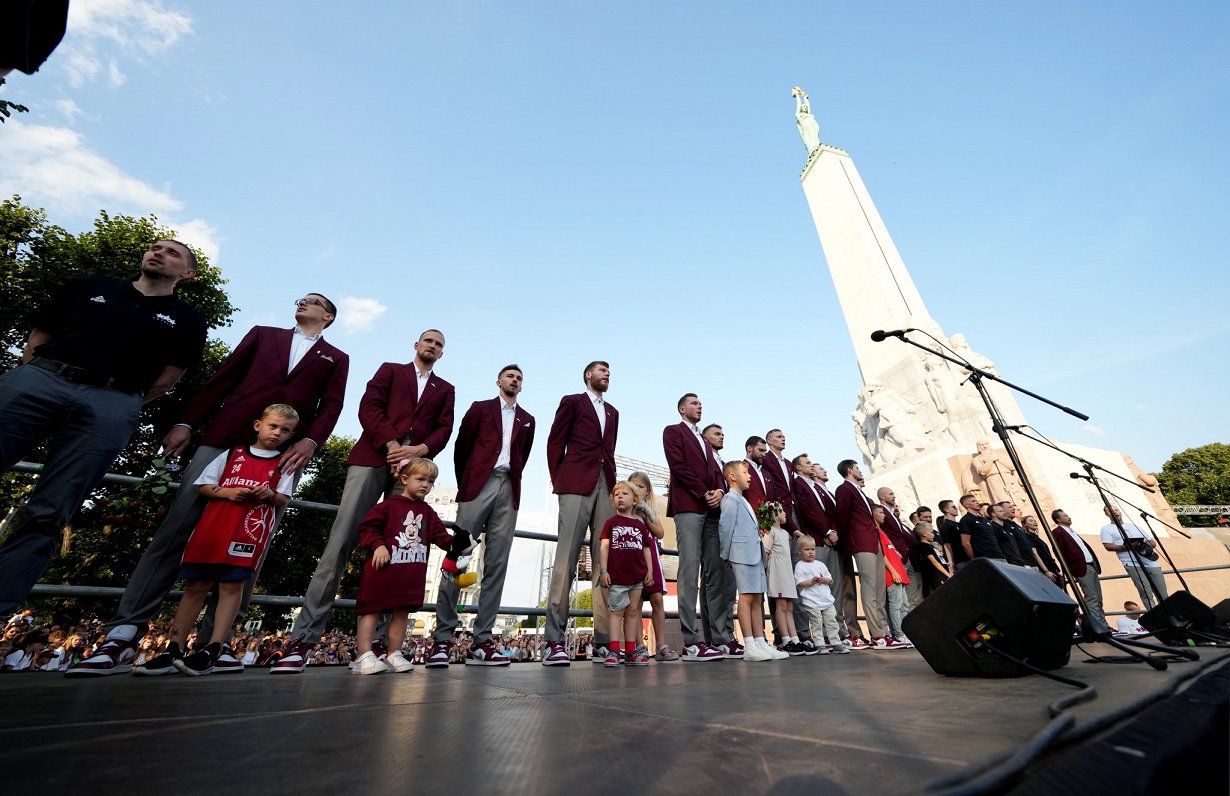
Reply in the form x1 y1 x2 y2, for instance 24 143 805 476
794 536 848 654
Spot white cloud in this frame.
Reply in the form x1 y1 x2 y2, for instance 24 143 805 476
1082 424 1105 437
338 297 388 334
0 122 182 215
60 0 193 88
167 218 221 263
52 99 82 121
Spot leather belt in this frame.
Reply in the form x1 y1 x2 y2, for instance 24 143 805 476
29 357 137 392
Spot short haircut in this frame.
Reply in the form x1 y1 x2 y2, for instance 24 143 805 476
938 499 954 512
791 453 810 472
765 428 782 439
1051 508 1065 523
722 460 746 479
308 292 338 327
609 481 637 503
396 457 439 481
498 363 523 377
795 535 816 551
959 494 977 504
160 239 198 273
996 501 1012 508
745 435 766 449
583 360 609 384
261 403 300 423
419 328 444 341
837 459 857 478
677 392 697 409
701 423 721 435
916 506 932 516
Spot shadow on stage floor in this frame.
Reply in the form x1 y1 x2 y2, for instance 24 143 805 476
2 642 1227 795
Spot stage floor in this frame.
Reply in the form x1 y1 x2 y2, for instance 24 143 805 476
2 642 1226 795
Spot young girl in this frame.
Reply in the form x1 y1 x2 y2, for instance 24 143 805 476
352 458 456 675
627 471 679 662
134 404 299 677
597 482 654 667
761 501 802 655
915 522 953 596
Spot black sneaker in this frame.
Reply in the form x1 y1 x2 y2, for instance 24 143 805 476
799 639 821 656
174 642 221 677
134 642 184 676
784 642 807 656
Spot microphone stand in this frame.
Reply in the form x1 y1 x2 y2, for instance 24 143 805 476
877 333 1166 668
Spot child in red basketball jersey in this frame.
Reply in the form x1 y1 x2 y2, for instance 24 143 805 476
134 404 299 677
597 482 654 667
352 458 456 675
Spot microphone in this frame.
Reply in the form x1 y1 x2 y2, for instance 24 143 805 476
991 422 1027 434
1069 472 1092 481
870 328 913 342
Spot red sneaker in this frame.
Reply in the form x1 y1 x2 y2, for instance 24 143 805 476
270 638 314 674
65 639 137 677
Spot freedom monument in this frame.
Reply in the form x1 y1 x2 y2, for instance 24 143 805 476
790 87 1223 584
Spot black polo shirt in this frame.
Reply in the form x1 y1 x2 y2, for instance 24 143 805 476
940 517 966 565
28 275 207 393
959 513 1003 560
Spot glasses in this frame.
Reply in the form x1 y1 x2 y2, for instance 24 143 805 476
295 297 324 309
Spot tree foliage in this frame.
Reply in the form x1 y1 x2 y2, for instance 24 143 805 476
0 197 238 614
0 78 29 123
1155 443 1230 527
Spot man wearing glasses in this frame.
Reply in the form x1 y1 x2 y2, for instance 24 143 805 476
68 294 350 676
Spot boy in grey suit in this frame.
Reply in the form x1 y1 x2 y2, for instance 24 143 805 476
718 462 786 662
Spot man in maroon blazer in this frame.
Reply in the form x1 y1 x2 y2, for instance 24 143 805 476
541 361 618 666
761 429 798 532
743 435 769 510
664 393 728 662
273 329 455 673
792 457 851 642
1051 509 1110 635
72 294 349 676
428 364 534 668
833 458 892 650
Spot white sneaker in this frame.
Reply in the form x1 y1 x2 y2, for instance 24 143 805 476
352 651 387 675
742 639 771 662
762 638 790 660
385 650 415 673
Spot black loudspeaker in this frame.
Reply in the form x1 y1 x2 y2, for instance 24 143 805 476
1138 591 1219 644
902 558 1077 677
1213 598 1230 629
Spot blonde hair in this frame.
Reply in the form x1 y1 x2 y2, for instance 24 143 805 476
627 471 659 522
795 535 816 552
609 481 637 505
261 403 300 422
396 457 439 481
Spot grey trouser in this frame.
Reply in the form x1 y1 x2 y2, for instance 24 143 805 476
107 443 297 640
0 366 141 614
290 464 393 644
904 559 923 610
545 476 613 645
675 510 730 647
854 548 888 639
700 559 737 644
834 549 859 639
1125 565 1168 611
1075 569 1110 635
434 470 517 644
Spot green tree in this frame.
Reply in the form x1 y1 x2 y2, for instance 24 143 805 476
254 435 357 629
1155 443 1230 527
0 197 238 615
0 78 29 123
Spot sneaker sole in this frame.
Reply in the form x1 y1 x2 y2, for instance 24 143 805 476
464 659 510 666
541 659 571 666
212 665 245 674
424 661 450 669
173 663 214 677
65 664 133 677
682 656 724 662
269 665 306 674
132 666 178 676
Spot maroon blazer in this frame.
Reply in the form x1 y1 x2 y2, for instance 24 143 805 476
454 398 535 510
1052 525 1101 578
792 476 835 543
546 392 618 496
743 460 769 511
662 422 723 517
178 326 349 448
881 509 918 561
834 479 879 555
347 362 455 467
760 452 798 531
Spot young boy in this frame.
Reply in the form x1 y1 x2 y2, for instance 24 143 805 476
597 482 654 667
718 462 786 662
874 504 913 650
794 536 848 654
134 404 299 677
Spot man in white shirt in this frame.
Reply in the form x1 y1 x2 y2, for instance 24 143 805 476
1100 505 1168 610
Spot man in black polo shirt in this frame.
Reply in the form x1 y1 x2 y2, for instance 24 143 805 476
0 240 207 613
937 499 963 568
957 493 1003 565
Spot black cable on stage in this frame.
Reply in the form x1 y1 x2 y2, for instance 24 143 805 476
925 649 1230 795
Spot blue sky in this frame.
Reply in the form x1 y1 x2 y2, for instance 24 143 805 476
3 3 1228 556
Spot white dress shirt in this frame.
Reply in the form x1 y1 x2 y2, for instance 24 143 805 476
495 400 517 471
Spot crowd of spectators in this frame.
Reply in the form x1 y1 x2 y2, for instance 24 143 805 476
1 608 592 671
